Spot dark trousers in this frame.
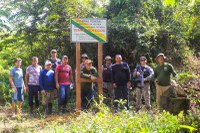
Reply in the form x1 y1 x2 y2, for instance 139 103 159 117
58 84 70 106
81 88 94 109
114 85 129 110
28 85 40 107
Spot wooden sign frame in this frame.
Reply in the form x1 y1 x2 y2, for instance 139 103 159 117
76 42 103 112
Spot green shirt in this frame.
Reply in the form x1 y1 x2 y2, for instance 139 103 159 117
81 66 98 89
154 62 177 86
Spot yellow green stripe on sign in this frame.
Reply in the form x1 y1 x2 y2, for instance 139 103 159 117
71 19 106 43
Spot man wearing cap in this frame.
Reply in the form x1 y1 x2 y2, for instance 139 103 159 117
111 54 131 110
25 56 42 116
81 53 89 69
133 56 154 111
49 49 61 71
55 55 74 115
102 56 114 106
154 53 177 107
39 60 55 115
81 59 98 109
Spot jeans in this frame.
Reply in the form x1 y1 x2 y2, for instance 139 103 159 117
12 87 24 102
58 84 70 106
114 85 129 110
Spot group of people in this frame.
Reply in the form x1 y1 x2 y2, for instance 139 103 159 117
9 49 177 117
102 53 177 111
9 49 74 117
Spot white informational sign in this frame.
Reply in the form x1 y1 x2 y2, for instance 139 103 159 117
71 18 107 43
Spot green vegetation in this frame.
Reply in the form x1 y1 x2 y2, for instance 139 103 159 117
0 0 199 132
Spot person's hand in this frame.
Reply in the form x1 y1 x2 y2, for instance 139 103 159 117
26 86 29 92
171 80 178 87
155 79 159 84
41 90 46 95
23 86 27 93
113 83 117 88
12 86 17 92
91 76 97 82
56 83 60 90
127 81 131 89
136 72 140 77
70 83 74 89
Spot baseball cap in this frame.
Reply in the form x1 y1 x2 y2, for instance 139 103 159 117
62 55 68 59
51 49 57 53
156 53 166 60
140 56 147 61
81 53 89 59
105 56 112 60
45 60 52 65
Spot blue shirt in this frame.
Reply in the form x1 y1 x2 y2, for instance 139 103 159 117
10 66 23 87
39 69 55 91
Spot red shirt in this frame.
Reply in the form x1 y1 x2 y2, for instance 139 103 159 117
55 64 72 85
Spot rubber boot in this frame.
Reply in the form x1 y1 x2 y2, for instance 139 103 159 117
48 103 53 115
58 105 62 115
43 105 47 116
62 104 66 114
29 106 34 116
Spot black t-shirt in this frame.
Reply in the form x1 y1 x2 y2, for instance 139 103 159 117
103 64 112 82
48 58 61 71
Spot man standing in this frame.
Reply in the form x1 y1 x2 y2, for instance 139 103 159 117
81 59 98 109
133 56 154 111
55 55 74 115
49 49 61 71
111 54 131 110
102 56 114 106
80 53 89 69
39 60 55 115
9 58 26 117
25 57 42 116
154 53 177 107
48 49 61 99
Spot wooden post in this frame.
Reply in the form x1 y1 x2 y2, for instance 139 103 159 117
76 43 81 112
98 43 103 96
76 42 103 112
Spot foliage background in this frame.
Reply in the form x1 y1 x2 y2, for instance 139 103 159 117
0 0 199 132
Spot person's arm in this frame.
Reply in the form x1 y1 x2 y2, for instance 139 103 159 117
111 65 115 83
144 67 154 81
170 64 177 77
39 71 45 94
39 71 44 91
9 75 17 92
124 63 131 82
25 67 29 91
22 79 26 92
91 67 98 77
133 68 137 78
111 65 117 88
55 66 59 89
69 68 74 86
81 69 91 79
126 63 131 88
